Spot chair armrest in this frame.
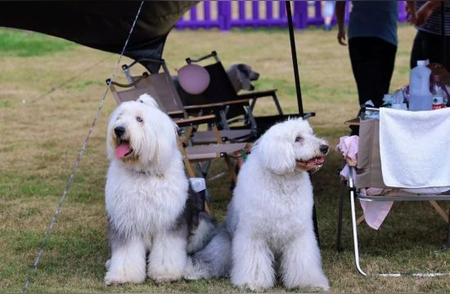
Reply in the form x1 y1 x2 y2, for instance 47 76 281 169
174 114 217 127
167 110 185 117
183 98 251 111
237 89 277 100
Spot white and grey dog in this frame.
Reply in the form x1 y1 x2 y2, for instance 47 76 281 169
104 94 189 285
186 118 330 291
226 63 260 92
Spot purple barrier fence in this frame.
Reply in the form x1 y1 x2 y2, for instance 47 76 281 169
176 0 407 31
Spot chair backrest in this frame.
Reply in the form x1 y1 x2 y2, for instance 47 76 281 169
182 51 247 122
203 61 239 101
181 51 241 104
109 60 185 116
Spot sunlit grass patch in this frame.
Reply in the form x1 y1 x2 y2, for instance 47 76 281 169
0 29 74 57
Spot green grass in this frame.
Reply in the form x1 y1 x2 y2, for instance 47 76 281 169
1 27 449 293
0 29 74 57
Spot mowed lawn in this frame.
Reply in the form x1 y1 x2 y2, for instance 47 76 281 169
1 25 449 293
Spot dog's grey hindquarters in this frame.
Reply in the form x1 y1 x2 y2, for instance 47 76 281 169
184 225 232 280
187 212 217 254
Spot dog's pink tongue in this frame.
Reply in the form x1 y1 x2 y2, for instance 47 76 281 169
115 144 131 159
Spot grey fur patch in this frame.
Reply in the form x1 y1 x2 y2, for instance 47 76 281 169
184 225 232 279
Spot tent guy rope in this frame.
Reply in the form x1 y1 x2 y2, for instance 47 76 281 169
21 1 145 292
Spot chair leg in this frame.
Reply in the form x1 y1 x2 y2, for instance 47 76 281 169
218 110 230 130
349 181 367 276
429 201 449 223
272 93 284 115
223 155 237 184
336 182 346 252
245 106 258 133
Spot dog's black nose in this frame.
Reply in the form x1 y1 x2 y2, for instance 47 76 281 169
320 144 329 154
114 126 126 137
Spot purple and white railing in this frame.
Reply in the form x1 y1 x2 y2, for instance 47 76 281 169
176 1 407 31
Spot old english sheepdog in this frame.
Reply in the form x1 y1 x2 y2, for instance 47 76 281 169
104 94 189 285
226 63 260 92
186 118 330 291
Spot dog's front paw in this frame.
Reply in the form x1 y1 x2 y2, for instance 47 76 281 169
148 271 183 283
234 282 272 292
148 267 183 283
284 276 330 292
104 267 146 285
313 277 330 292
232 276 274 292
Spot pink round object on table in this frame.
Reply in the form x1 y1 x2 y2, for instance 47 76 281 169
177 64 210 95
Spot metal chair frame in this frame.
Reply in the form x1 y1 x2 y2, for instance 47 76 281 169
337 167 450 277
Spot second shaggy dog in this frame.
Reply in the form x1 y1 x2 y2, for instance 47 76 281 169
186 118 330 291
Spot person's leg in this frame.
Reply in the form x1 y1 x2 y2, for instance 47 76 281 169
349 37 396 107
411 30 425 69
421 31 450 71
349 37 378 106
375 39 397 106
411 30 450 71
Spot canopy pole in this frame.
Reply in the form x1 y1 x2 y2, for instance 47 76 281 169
285 1 319 246
441 2 447 67
285 0 304 117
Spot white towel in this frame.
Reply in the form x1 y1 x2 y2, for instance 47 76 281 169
379 107 450 188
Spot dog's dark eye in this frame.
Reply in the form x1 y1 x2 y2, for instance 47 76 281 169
136 116 143 123
295 136 303 143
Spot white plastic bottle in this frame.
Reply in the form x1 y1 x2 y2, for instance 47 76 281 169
409 60 432 111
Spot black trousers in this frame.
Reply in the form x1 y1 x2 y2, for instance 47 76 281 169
410 30 450 71
348 37 397 107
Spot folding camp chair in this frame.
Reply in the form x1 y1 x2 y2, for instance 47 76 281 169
107 64 249 183
118 58 256 144
336 118 450 277
177 51 283 130
180 51 314 135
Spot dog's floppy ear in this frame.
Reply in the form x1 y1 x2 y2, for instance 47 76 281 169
257 131 296 175
236 63 246 72
137 93 159 108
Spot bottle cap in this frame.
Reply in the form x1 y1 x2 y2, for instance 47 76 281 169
417 60 429 66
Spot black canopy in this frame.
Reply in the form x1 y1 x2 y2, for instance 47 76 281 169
0 1 306 115
0 1 196 72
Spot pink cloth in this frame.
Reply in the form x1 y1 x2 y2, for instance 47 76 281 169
336 135 359 179
337 135 392 230
336 135 359 165
359 188 393 230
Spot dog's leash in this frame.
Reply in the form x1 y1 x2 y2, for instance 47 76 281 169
21 2 145 292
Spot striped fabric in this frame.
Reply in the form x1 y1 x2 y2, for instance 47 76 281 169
416 1 450 36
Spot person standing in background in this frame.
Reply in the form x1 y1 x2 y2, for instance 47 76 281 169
336 1 398 108
323 1 336 31
407 1 450 71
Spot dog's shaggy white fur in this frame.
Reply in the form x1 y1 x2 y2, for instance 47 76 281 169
104 94 188 285
187 118 330 291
